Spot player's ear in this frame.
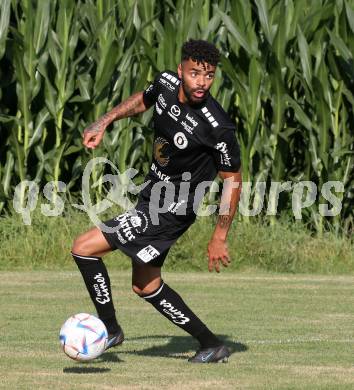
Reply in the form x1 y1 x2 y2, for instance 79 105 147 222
177 63 182 79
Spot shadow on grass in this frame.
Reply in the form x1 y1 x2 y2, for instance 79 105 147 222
63 367 111 374
63 353 125 373
63 335 247 367
103 334 247 361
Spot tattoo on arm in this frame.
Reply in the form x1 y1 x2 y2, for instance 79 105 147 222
86 92 144 133
217 215 231 229
85 121 104 134
110 92 145 119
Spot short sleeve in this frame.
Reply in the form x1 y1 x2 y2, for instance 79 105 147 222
200 127 241 172
143 73 161 108
212 129 241 171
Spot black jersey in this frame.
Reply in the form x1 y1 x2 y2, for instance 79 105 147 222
140 70 241 217
101 71 241 264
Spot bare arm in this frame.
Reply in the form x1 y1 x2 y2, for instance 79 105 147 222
207 170 242 272
83 91 148 149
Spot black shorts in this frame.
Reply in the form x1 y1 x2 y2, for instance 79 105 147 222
100 200 195 267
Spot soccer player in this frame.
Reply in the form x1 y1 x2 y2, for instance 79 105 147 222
71 39 242 363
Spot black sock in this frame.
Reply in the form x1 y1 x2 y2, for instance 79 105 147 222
143 282 222 348
72 252 120 334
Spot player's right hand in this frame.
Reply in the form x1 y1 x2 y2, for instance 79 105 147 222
207 237 231 273
82 121 106 149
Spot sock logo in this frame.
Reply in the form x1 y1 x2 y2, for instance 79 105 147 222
159 299 190 325
93 273 111 304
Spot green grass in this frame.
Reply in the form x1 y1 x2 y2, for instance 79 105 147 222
0 271 354 389
0 206 353 273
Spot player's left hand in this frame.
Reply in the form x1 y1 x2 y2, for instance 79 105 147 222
207 238 231 273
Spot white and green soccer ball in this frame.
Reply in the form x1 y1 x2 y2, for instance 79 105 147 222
59 313 108 361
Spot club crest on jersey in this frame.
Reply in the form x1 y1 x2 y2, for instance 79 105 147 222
174 132 188 149
154 137 170 167
168 105 181 121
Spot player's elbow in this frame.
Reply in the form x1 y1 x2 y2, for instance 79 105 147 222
218 169 242 182
137 91 150 112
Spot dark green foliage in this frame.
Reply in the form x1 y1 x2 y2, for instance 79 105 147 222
0 0 353 234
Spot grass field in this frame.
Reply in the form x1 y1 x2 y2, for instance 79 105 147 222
1 207 353 273
1 271 353 389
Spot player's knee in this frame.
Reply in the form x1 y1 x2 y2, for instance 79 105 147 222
132 284 157 297
132 280 162 297
71 235 90 257
132 284 144 296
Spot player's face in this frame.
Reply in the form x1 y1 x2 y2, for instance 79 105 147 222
178 59 216 104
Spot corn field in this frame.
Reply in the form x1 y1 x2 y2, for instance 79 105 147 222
0 0 353 235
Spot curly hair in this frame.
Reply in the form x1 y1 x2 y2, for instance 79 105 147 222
181 39 220 66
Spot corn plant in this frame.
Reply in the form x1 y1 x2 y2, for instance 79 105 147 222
0 0 353 235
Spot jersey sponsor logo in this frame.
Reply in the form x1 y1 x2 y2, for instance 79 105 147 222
155 102 163 115
159 299 190 325
171 105 180 116
159 77 175 91
155 94 167 115
201 106 219 128
180 112 198 134
137 245 160 263
158 94 167 109
180 120 194 134
145 84 153 93
114 210 149 244
185 113 198 127
93 273 110 304
168 104 180 121
151 162 170 182
153 137 170 167
174 132 188 149
168 200 186 214
215 142 232 166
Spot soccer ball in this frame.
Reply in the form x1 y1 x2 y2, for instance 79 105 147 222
59 313 108 361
